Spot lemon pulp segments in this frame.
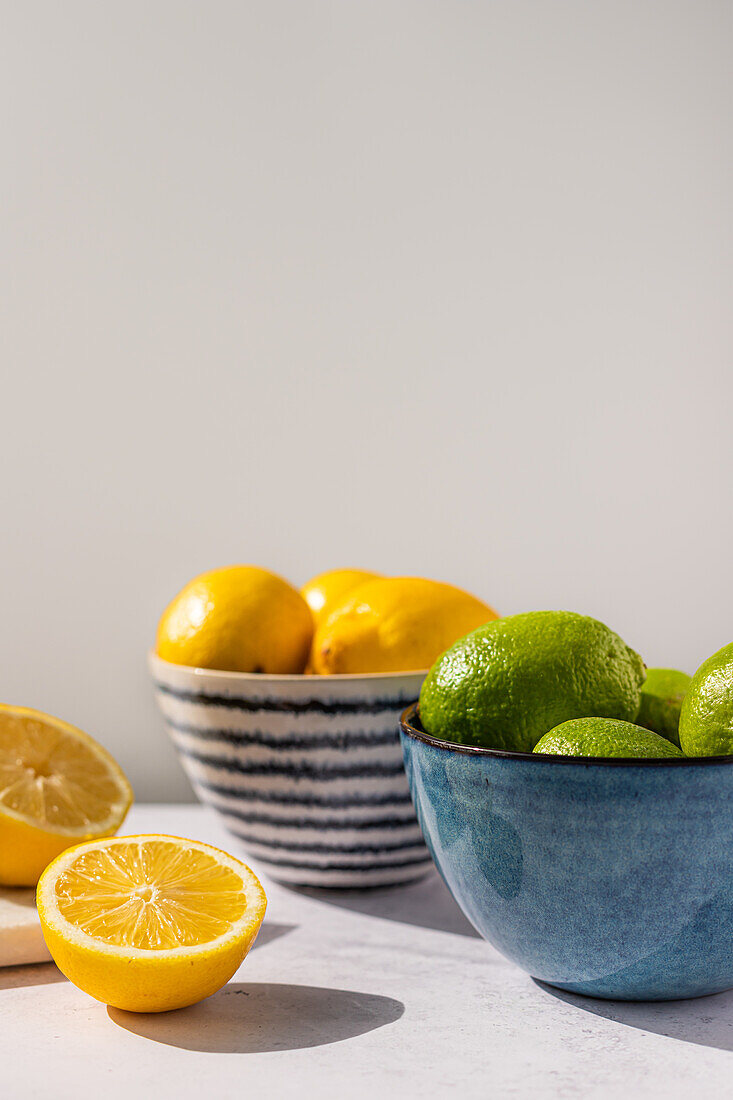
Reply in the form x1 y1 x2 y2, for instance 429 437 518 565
0 706 132 886
54 840 247 949
0 710 127 831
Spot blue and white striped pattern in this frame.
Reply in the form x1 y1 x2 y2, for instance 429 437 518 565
149 655 432 887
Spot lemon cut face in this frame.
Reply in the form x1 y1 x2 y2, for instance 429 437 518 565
0 705 132 885
0 710 128 830
53 839 248 951
38 835 267 1012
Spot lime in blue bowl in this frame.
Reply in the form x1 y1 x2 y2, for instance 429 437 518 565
400 704 733 1001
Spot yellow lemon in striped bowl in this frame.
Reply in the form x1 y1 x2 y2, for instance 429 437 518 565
311 576 498 675
301 569 382 626
156 565 313 674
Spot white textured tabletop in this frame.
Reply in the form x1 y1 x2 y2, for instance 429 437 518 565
3 804 732 1099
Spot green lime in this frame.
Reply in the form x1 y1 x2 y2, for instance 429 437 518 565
533 717 683 758
678 642 733 757
419 610 646 752
635 668 691 748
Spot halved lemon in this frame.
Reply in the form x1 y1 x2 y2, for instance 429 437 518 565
37 834 267 1012
0 705 133 885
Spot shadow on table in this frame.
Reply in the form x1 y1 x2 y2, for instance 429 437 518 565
250 921 296 950
0 962 65 991
536 980 733 1051
294 869 479 938
109 982 404 1053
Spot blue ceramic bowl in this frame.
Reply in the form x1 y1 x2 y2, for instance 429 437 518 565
400 705 733 1001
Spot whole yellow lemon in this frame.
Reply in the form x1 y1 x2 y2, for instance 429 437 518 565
301 569 382 625
156 565 313 673
311 576 498 675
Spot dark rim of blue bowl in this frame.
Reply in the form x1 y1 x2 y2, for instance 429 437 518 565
400 704 733 767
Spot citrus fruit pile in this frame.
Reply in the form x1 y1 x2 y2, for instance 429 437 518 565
156 565 498 675
4 566 729 1021
419 610 733 760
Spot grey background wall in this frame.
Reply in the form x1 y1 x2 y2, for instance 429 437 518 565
2 1 731 800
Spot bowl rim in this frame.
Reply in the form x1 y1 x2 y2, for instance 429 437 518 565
400 704 733 767
149 650 429 684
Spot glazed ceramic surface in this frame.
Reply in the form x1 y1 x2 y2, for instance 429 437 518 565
150 654 432 887
400 706 733 1000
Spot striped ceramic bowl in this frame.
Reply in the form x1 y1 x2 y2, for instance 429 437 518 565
149 653 432 887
